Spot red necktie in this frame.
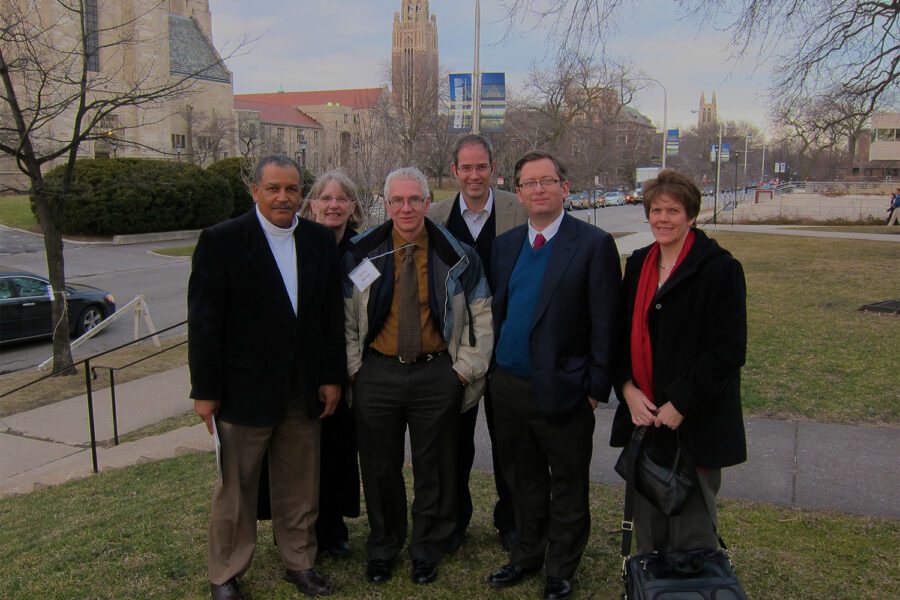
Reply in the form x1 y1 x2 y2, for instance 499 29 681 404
533 233 546 249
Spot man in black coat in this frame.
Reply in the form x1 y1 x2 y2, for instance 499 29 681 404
189 155 345 600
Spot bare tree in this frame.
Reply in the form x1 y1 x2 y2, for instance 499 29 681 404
499 0 898 116
0 0 241 372
236 110 264 159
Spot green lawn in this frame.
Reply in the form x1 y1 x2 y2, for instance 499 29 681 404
0 195 39 231
152 245 195 257
0 453 895 599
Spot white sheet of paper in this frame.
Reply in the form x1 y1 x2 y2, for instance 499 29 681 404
212 417 223 482
349 258 381 292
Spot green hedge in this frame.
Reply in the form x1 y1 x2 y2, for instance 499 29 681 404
42 159 232 235
206 157 253 218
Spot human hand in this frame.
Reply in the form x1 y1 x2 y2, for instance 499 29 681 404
194 399 220 435
319 384 341 418
654 401 684 430
454 370 468 385
623 379 657 427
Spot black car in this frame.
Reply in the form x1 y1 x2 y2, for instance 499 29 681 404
0 270 116 344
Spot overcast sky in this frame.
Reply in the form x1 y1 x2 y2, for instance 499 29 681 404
211 0 777 133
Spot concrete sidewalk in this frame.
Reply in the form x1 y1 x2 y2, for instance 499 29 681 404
2 359 897 519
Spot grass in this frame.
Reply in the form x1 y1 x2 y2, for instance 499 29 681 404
0 336 188 417
153 245 195 257
0 195 39 231
0 454 895 599
710 231 899 424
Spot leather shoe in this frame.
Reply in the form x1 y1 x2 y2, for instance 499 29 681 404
365 558 393 584
210 578 244 600
544 576 573 600
499 529 517 552
487 563 537 589
283 568 332 597
411 559 438 584
320 540 351 559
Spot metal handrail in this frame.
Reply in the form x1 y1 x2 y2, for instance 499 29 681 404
0 319 187 473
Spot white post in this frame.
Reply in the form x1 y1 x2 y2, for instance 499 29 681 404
472 0 481 134
714 123 723 225
761 145 766 180
743 133 750 182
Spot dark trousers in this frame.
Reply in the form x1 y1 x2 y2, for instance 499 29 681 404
316 398 360 546
455 386 516 538
490 367 595 579
634 467 721 554
353 352 463 562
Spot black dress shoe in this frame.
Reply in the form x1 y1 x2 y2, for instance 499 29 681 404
210 578 244 600
283 568 332 597
411 559 438 584
544 576 573 600
487 563 537 589
499 529 517 552
320 540 351 559
365 558 393 584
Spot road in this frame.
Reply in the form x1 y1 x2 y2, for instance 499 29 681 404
0 226 192 374
0 204 648 373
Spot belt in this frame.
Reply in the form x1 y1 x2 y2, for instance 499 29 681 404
368 348 447 365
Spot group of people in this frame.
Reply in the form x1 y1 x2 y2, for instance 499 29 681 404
187 135 748 600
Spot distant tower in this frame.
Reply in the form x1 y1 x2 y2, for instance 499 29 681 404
391 0 439 112
698 91 717 128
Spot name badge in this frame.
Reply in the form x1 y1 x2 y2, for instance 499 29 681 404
349 258 381 292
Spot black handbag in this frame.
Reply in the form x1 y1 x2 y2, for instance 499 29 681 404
615 427 693 516
619 441 748 600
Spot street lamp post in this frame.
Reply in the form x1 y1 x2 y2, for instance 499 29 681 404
472 0 481 134
300 134 308 169
714 122 724 225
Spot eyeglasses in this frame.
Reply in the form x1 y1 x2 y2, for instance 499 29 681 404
518 178 561 191
386 196 426 208
456 164 491 174
317 195 352 204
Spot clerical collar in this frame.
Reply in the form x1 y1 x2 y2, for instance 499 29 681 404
255 206 298 237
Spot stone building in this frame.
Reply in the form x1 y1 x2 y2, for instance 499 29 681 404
234 89 387 175
698 91 718 128
391 0 439 113
0 0 236 190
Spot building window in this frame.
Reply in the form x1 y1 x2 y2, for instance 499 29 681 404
171 134 186 149
277 127 285 141
197 136 212 151
297 130 304 145
314 131 319 144
874 128 898 141
84 0 100 71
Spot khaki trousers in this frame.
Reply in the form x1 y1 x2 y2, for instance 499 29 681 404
208 402 320 584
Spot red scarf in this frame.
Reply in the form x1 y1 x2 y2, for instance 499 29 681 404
629 229 695 406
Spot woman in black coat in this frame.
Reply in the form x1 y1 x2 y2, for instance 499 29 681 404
259 170 364 558
610 169 747 554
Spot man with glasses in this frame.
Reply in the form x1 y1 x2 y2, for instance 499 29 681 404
343 166 493 587
428 134 526 553
486 151 621 600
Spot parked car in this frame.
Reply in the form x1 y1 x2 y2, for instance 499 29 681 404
603 191 625 206
564 194 579 211
625 190 642 205
0 270 116 344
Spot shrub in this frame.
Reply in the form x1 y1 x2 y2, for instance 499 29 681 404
41 159 232 235
207 157 253 218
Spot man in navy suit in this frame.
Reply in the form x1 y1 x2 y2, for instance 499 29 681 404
189 155 345 600
486 151 621 600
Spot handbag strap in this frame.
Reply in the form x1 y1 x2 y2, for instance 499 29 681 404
620 428 727 558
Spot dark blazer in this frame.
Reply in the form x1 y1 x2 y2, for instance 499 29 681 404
610 228 747 469
188 209 346 426
491 213 622 418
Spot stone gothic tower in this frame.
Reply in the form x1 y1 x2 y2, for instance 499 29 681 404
391 0 439 112
698 91 717 128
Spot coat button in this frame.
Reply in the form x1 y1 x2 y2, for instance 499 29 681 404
655 303 662 310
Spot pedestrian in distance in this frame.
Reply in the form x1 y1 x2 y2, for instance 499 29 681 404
886 187 900 226
188 155 345 599
610 168 748 554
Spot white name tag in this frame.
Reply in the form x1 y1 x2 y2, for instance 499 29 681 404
349 258 381 292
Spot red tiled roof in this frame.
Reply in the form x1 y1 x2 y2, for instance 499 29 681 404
235 87 385 110
233 98 322 127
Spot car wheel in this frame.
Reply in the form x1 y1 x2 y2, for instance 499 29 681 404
75 305 104 336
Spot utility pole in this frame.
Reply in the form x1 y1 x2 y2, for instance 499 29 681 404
714 123 723 225
471 0 481 134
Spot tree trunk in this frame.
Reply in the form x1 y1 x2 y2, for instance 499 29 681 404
31 188 75 375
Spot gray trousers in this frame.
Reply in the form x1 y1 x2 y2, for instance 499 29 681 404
634 466 722 554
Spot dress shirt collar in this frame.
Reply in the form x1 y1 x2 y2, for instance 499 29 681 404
528 210 564 246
